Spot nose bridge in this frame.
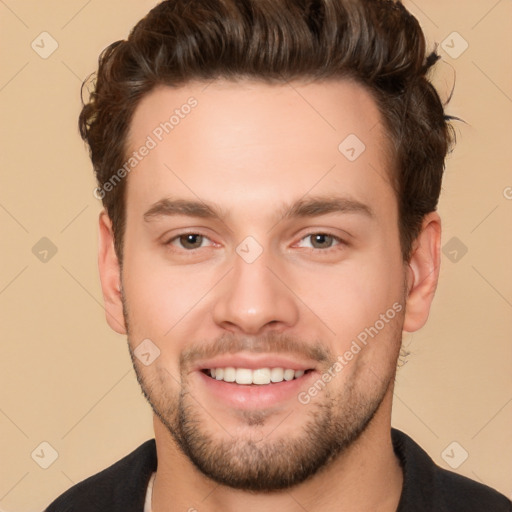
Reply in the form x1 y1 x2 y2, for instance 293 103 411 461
212 241 299 334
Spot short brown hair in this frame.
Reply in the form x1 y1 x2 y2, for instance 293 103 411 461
79 0 456 263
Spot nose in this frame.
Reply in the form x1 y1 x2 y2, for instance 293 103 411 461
212 245 300 335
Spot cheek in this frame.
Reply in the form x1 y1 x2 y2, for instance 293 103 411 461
121 243 219 339
290 257 405 377
296 251 403 329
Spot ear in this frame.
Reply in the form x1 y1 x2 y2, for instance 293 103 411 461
402 211 441 333
98 210 127 334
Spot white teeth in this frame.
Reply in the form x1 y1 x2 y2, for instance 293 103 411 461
235 368 253 385
283 369 295 381
223 367 236 382
207 367 308 385
270 367 284 382
252 368 271 385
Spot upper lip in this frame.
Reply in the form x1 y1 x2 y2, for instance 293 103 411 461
193 353 318 372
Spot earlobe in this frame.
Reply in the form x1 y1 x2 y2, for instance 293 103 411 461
402 212 441 333
98 210 127 334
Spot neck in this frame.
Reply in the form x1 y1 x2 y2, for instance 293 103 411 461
151 391 402 512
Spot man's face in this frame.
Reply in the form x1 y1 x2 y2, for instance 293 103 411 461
115 79 408 490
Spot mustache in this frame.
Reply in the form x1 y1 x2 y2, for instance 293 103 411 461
179 331 332 368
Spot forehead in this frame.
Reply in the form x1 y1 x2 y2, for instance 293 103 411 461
124 78 395 221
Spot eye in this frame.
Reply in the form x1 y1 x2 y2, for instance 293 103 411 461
166 232 213 250
296 233 344 250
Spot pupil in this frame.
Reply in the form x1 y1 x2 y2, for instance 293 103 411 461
313 234 331 248
182 234 202 248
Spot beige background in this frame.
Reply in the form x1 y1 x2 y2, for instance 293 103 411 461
0 1 511 510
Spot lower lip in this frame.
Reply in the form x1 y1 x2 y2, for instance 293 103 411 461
196 370 317 410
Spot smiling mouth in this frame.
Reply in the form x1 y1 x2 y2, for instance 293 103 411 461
201 367 314 385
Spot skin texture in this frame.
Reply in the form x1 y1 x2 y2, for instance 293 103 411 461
98 78 441 512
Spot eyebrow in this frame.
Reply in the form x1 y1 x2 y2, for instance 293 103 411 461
143 195 375 224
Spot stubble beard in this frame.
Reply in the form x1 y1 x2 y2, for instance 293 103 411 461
121 279 404 491
127 338 400 492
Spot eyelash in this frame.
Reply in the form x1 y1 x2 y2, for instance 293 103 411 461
295 233 346 252
164 231 347 253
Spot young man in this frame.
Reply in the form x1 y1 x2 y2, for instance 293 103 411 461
45 0 511 510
